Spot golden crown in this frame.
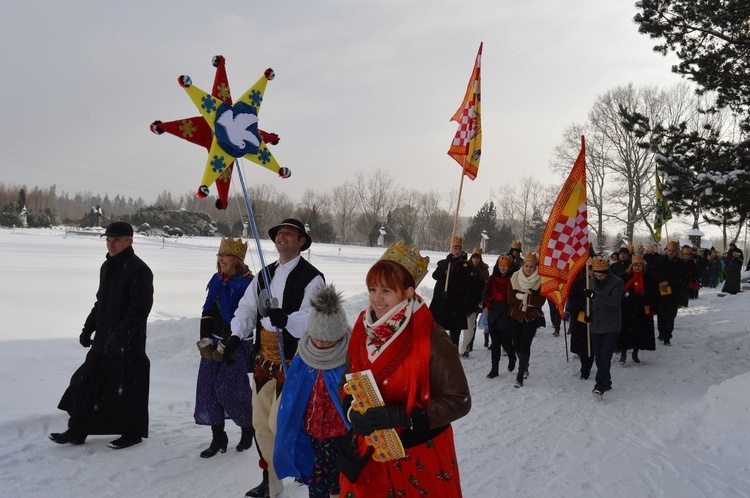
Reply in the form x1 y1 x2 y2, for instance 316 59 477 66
592 255 610 271
380 240 430 287
497 254 513 266
511 240 522 250
219 236 248 261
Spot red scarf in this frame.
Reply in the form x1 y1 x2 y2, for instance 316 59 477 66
624 271 644 294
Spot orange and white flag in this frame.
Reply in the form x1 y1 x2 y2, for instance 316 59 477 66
447 42 482 180
538 136 588 314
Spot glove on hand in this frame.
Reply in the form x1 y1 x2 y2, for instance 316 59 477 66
515 293 525 300
563 311 571 321
584 289 595 299
624 291 631 298
583 314 592 323
79 331 92 348
349 405 411 436
221 335 240 364
268 308 289 329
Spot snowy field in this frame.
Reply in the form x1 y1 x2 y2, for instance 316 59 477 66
1 227 749 498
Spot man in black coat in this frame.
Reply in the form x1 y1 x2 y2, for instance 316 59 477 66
654 241 685 346
50 222 154 449
430 236 474 347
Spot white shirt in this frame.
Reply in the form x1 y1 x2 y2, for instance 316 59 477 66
230 255 325 340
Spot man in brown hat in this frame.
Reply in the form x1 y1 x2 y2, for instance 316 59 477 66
430 236 477 347
232 218 324 498
49 221 153 449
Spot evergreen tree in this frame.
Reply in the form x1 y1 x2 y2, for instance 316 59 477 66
634 0 750 130
464 201 503 253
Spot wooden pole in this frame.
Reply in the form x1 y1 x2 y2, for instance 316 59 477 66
562 308 569 363
445 163 468 292
585 275 592 358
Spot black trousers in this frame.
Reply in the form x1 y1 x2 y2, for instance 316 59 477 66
510 319 538 381
489 324 514 370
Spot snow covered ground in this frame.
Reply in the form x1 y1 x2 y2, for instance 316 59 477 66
1 227 748 497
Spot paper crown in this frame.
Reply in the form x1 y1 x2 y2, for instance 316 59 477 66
380 240 430 287
631 253 645 265
523 251 539 264
471 246 483 256
592 256 610 271
219 236 248 261
667 240 680 251
510 240 522 250
497 254 513 267
451 236 463 247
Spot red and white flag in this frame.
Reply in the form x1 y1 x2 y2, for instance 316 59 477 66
538 136 588 314
447 42 482 180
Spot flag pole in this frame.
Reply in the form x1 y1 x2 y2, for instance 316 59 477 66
445 161 467 292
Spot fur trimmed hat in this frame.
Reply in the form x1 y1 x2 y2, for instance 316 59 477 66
304 284 350 343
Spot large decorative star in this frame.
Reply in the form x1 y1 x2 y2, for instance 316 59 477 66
150 56 287 210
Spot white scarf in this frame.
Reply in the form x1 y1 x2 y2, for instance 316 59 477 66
512 269 541 311
362 296 423 362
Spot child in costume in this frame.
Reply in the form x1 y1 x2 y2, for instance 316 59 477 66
274 284 350 498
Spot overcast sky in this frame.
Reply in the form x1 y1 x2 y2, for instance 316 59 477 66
0 0 685 216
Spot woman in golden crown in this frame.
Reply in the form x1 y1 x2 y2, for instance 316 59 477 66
194 237 255 458
507 251 547 388
617 253 659 365
338 241 471 497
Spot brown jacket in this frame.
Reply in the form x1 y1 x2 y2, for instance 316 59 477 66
506 271 546 322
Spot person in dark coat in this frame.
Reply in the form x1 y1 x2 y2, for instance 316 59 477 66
654 241 686 346
722 250 743 295
430 236 474 347
484 255 515 378
617 254 658 365
50 221 154 450
681 246 701 304
586 256 624 395
609 247 631 280
707 250 722 288
460 247 488 358
567 260 594 380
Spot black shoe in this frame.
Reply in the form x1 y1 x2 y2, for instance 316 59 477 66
236 427 254 452
507 361 516 372
487 369 499 379
514 378 523 388
461 351 470 359
49 430 86 445
632 351 640 363
620 351 627 365
200 431 228 458
580 372 589 380
553 329 560 336
523 370 529 379
245 471 269 498
108 436 142 449
663 339 671 346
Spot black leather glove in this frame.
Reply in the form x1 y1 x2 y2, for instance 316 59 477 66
584 289 595 299
79 331 92 348
583 314 592 323
349 405 411 436
268 308 288 329
221 335 240 364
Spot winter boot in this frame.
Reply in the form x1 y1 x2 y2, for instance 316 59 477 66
200 424 228 458
245 469 270 498
632 350 640 363
487 367 499 379
620 351 627 365
236 427 254 452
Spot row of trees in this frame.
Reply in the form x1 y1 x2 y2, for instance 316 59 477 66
4 3 748 250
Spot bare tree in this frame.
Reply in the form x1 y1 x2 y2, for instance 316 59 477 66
329 182 358 244
550 123 609 242
493 176 546 250
352 170 403 245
